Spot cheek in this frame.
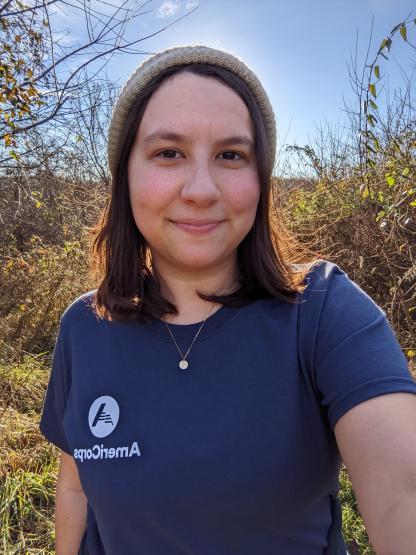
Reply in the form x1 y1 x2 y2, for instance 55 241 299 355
128 165 178 213
225 171 260 216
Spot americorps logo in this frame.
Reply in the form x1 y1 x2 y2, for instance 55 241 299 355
73 395 141 463
88 395 119 438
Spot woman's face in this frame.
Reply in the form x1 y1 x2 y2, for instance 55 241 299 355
127 71 260 279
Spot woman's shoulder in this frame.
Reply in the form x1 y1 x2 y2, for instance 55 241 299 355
297 258 384 321
291 258 346 285
60 289 99 329
293 258 346 292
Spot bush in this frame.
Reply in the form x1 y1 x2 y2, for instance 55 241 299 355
0 236 93 360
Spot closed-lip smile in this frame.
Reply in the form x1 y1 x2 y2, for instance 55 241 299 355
170 219 224 234
172 219 223 225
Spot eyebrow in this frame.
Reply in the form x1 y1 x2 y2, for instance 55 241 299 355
142 130 254 149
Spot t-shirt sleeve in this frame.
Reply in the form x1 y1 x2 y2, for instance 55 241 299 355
311 263 416 430
39 319 73 455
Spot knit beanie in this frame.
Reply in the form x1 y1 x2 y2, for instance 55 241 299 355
107 45 276 177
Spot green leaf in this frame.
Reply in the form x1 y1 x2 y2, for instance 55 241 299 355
385 174 395 187
400 25 407 41
369 99 378 110
379 38 388 52
402 167 410 177
369 83 377 98
374 65 380 79
4 133 12 146
367 114 377 126
410 200 416 207
386 38 392 51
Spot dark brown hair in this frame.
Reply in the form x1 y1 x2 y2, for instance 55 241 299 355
90 64 322 322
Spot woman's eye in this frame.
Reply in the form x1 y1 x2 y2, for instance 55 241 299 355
220 151 243 161
157 150 180 159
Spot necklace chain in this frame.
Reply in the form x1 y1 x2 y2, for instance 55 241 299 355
165 304 216 369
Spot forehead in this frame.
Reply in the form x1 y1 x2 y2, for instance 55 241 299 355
137 71 255 140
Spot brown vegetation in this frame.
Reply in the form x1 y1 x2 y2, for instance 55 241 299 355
0 10 415 555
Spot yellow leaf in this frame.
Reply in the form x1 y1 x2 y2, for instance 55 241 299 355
407 350 416 358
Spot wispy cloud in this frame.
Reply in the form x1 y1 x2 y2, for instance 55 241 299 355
157 0 181 18
185 0 199 8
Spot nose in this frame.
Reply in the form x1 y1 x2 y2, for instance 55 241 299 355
180 157 221 206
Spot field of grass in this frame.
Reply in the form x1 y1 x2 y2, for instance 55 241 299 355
0 355 57 553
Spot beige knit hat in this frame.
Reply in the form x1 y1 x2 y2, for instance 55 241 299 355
107 45 276 177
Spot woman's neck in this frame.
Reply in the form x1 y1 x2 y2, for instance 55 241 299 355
151 260 239 324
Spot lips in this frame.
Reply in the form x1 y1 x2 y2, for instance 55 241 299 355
171 219 223 234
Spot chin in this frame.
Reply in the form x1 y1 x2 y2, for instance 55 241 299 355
179 258 220 269
174 253 229 271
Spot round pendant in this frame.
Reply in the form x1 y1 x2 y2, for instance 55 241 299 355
179 359 189 370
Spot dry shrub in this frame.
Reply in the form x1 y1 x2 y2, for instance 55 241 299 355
0 406 57 477
0 236 94 359
0 354 49 414
283 176 415 357
278 115 416 367
0 172 102 252
0 168 105 359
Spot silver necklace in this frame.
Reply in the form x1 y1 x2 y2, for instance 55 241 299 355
165 304 217 370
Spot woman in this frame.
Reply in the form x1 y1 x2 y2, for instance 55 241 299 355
40 45 416 554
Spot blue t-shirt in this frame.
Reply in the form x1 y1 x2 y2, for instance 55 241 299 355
39 261 416 554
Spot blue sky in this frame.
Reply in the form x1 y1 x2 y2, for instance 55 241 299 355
54 0 415 166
